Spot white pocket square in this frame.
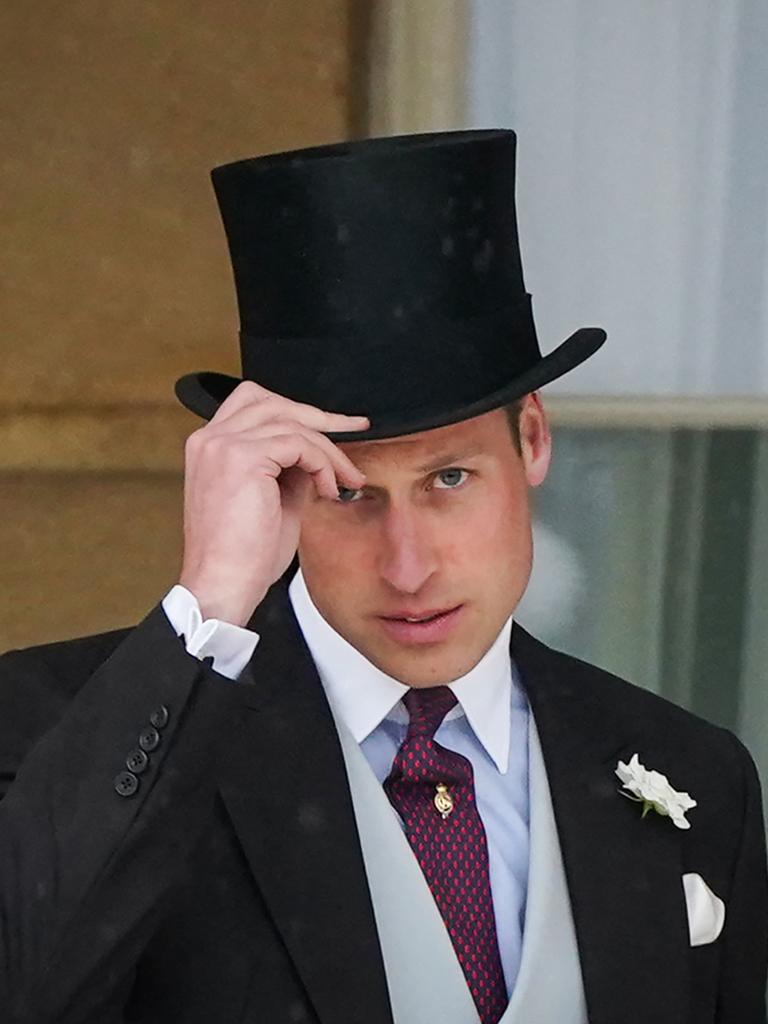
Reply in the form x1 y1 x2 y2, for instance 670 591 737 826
682 872 726 946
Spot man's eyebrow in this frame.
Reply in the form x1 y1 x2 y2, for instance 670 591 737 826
415 445 486 473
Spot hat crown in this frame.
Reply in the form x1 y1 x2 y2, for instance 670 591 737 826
211 129 526 339
175 129 606 438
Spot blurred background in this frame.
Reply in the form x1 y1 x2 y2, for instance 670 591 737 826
2 1 767 788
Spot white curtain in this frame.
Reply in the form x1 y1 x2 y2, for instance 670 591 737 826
468 0 768 396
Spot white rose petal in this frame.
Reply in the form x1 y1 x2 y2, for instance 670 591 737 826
615 753 697 829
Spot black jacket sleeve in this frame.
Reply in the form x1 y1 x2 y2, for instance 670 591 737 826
716 731 768 1023
0 604 244 1023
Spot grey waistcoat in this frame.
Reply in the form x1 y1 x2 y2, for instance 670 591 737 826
330 705 589 1024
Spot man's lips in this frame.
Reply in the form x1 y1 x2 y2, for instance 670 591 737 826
377 605 465 643
380 605 461 621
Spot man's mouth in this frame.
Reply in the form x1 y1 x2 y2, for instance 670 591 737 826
382 607 459 623
377 605 464 644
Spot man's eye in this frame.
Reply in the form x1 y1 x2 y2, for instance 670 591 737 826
433 468 469 489
336 486 364 504
335 468 469 504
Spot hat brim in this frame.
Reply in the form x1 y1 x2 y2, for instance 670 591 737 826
174 326 606 441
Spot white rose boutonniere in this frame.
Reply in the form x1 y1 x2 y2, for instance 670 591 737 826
615 753 697 829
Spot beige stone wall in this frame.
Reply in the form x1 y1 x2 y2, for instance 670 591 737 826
1 0 364 651
0 474 183 650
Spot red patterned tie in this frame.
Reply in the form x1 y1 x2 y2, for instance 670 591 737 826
383 686 508 1024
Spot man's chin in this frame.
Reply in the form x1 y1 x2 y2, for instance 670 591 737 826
365 645 476 689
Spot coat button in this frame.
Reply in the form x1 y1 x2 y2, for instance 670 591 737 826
126 748 149 774
149 704 169 730
138 726 161 752
114 771 139 797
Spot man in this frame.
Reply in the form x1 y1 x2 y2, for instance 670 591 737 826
0 130 766 1024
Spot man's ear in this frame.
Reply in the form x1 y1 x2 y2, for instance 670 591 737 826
519 392 551 487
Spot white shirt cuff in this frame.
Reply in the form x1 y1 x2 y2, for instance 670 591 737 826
161 584 260 680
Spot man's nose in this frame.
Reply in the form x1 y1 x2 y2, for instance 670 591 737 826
376 508 438 594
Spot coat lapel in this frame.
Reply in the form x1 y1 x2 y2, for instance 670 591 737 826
218 575 393 1024
511 623 689 1024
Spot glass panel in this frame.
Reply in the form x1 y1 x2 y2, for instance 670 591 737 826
518 426 768 787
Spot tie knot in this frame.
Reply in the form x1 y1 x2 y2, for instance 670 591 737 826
403 686 458 739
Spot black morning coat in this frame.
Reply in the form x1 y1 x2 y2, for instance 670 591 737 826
0 571 766 1024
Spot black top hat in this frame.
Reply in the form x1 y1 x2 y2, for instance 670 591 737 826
175 129 606 441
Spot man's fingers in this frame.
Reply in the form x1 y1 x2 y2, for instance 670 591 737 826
222 431 355 500
209 380 280 425
198 414 367 485
209 380 370 433
265 424 368 487
196 426 366 497
197 391 370 486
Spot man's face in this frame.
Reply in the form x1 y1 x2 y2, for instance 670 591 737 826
297 393 551 687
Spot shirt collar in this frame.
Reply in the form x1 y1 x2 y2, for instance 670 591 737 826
288 566 518 774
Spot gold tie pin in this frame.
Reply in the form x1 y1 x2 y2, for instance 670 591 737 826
434 782 454 819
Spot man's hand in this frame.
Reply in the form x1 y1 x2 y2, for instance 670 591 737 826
178 381 369 625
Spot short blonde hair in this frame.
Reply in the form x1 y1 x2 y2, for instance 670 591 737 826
503 397 525 455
